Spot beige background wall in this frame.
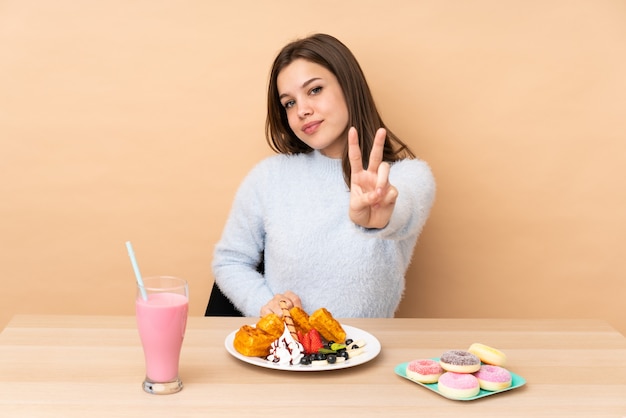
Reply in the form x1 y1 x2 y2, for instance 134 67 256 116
1 1 625 334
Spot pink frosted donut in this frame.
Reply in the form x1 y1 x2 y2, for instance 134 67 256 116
437 372 480 399
439 350 481 373
473 365 512 391
406 359 443 383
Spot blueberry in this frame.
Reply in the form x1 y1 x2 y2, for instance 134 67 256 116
300 356 311 365
345 339 354 345
327 354 337 364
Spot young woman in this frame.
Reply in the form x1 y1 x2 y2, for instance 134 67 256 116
212 33 435 318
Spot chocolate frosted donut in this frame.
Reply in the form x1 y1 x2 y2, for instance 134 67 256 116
439 350 481 373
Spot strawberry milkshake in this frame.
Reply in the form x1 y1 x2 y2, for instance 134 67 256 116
136 276 188 394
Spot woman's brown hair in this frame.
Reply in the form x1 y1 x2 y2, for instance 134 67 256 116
265 33 415 187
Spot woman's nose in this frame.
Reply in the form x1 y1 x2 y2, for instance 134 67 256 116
297 100 312 118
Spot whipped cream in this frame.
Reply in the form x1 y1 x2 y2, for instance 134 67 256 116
267 325 305 365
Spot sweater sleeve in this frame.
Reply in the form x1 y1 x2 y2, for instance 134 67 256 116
211 162 274 316
356 158 436 240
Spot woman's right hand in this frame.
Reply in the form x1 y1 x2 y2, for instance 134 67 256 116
347 127 398 229
260 291 302 317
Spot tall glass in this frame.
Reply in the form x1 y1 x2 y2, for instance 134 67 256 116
135 276 189 394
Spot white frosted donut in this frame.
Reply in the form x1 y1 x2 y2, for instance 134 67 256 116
406 359 443 384
437 372 480 399
473 365 512 391
468 343 507 366
439 350 481 373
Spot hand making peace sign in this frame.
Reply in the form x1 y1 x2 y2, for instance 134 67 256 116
348 127 398 229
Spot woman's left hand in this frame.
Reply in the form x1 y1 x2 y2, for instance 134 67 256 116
347 127 398 229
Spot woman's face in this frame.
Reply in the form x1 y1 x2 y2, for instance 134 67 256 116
277 59 349 158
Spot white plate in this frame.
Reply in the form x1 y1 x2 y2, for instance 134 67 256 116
224 324 381 371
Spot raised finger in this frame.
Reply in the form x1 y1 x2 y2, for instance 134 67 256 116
367 128 387 173
348 127 364 173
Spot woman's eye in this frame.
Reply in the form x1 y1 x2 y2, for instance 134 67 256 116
283 100 295 109
310 86 322 95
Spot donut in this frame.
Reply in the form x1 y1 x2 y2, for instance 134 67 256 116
406 359 444 384
439 350 481 373
473 365 512 391
437 372 480 399
468 343 507 366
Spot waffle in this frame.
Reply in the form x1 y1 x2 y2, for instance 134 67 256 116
308 308 346 343
289 306 313 334
233 313 284 357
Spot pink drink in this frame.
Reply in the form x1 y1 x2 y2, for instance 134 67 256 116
136 292 188 382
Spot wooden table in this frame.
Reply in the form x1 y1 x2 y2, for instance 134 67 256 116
1 315 625 417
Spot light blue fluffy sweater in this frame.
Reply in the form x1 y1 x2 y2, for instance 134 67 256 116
212 150 435 317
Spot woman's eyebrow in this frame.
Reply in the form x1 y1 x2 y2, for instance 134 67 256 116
279 77 322 100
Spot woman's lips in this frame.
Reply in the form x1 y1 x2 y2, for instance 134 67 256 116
301 120 322 135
